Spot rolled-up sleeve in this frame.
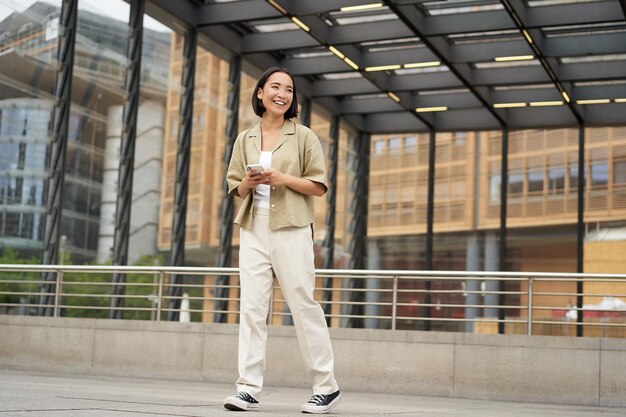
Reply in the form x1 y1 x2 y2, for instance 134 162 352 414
301 129 328 194
226 131 247 197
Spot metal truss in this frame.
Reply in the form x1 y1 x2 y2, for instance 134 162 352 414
38 0 79 316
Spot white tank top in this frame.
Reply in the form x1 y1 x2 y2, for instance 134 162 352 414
253 151 272 208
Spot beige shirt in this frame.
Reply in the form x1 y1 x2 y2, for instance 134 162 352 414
227 119 328 230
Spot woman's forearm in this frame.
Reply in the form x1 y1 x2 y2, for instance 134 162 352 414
284 174 325 196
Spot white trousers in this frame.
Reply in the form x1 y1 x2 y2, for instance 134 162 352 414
236 208 339 399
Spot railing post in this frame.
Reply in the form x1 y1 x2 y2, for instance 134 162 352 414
527 276 533 336
391 275 398 331
53 269 63 318
156 271 164 321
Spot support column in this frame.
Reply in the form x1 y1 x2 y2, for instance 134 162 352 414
38 0 78 316
322 117 339 322
365 239 381 329
166 29 197 321
466 132 482 332
497 128 509 332
109 0 145 319
465 233 481 333
347 132 370 328
423 128 436 330
576 124 585 336
484 231 499 318
299 98 311 128
214 55 241 323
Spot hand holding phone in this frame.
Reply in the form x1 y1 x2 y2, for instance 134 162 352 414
246 164 264 175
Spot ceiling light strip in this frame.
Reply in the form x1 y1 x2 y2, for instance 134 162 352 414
576 99 611 105
404 61 440 68
561 91 571 103
343 56 359 70
416 106 448 112
291 17 310 32
267 0 287 15
522 29 533 44
388 92 400 103
365 64 401 72
328 46 345 60
493 102 527 108
615 98 626 103
340 3 384 12
494 55 534 62
529 101 563 107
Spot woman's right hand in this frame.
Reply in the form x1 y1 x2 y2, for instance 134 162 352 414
244 170 270 187
238 170 270 197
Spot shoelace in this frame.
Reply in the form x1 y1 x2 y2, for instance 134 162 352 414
306 394 327 405
236 392 258 403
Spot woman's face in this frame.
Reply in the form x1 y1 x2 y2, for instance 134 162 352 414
257 71 294 119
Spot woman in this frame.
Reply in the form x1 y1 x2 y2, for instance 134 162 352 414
223 67 341 414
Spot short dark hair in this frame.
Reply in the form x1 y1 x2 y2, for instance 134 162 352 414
251 67 299 119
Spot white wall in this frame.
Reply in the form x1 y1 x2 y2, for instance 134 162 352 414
98 101 164 264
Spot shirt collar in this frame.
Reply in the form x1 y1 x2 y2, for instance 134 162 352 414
247 119 296 151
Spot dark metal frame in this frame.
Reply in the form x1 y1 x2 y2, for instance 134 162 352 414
576 124 586 336
109 0 145 319
142 0 626 133
38 0 79 316
166 28 198 321
423 128 436 330
322 116 340 321
498 127 509 334
214 55 241 323
33 0 623 331
347 132 370 327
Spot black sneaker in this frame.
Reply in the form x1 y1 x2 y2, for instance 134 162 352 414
301 390 341 414
224 391 259 411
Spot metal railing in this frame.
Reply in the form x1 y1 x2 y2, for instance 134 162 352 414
0 264 625 337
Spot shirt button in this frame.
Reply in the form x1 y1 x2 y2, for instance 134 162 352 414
271 186 276 190
271 204 275 208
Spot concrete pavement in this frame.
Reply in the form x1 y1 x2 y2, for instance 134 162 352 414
1 370 626 417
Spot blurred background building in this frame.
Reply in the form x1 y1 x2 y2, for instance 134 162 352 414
0 1 168 263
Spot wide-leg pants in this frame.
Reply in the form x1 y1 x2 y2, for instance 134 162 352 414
235 208 339 399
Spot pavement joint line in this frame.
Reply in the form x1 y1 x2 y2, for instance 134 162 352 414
57 396 211 407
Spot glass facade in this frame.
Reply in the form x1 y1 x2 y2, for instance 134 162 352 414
0 1 170 263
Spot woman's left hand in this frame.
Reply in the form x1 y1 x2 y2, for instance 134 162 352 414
260 168 288 186
261 168 325 196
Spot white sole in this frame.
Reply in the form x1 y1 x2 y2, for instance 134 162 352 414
224 396 259 411
301 395 341 414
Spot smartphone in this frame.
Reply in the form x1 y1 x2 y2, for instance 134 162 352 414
246 164 264 175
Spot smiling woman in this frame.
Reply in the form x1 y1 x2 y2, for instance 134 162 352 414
223 67 341 414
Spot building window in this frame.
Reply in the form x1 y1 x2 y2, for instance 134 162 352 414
614 160 626 184
489 174 500 203
389 137 402 154
590 162 608 188
508 170 523 195
404 136 416 152
373 139 385 155
548 165 565 194
527 169 544 193
568 165 579 190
